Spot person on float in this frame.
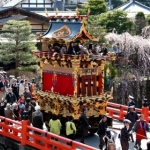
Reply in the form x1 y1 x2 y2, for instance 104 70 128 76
120 119 132 150
125 105 138 142
79 107 91 144
132 114 149 150
97 114 107 150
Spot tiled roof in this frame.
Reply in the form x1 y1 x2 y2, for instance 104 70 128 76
114 0 150 11
0 15 27 25
2 0 22 7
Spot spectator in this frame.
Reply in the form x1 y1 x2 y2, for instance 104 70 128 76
125 105 138 142
17 76 21 84
32 108 43 134
120 119 131 150
32 105 43 123
97 115 107 149
19 80 25 96
19 103 25 120
0 77 6 90
133 114 149 150
24 79 31 92
0 86 6 102
25 98 34 123
79 107 90 144
9 75 15 87
0 101 6 117
5 88 17 105
49 114 61 135
18 94 25 105
12 103 19 121
11 79 19 100
24 87 31 101
66 116 76 141
4 103 14 119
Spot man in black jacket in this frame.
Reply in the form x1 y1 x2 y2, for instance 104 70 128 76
79 107 91 144
97 115 107 150
125 105 138 142
120 119 131 150
5 88 17 104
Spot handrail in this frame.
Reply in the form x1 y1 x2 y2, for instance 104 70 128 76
107 102 150 123
0 116 96 150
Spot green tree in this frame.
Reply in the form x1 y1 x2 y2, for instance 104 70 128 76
135 12 146 35
79 0 107 15
89 10 134 34
146 14 150 25
0 20 37 75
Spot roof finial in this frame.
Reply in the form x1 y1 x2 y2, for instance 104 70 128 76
76 8 80 16
56 8 59 15
87 8 91 16
44 8 49 17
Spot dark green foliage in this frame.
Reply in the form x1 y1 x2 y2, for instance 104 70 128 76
135 12 146 35
0 20 37 75
79 0 107 15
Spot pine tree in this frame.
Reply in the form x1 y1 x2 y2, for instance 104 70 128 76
0 20 37 75
79 0 107 15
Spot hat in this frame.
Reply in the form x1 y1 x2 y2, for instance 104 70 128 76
128 95 134 99
82 107 88 112
129 105 135 109
6 103 11 108
123 119 131 124
35 105 40 111
19 104 25 109
9 75 15 78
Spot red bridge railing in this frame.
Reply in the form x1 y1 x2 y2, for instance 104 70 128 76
0 117 96 150
107 102 150 123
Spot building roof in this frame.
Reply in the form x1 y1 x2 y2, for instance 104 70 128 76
0 15 27 25
38 13 99 42
114 0 150 17
2 0 23 7
0 7 49 24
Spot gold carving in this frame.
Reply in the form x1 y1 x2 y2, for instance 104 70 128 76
52 25 72 38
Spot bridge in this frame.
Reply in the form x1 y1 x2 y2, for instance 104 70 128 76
0 102 149 150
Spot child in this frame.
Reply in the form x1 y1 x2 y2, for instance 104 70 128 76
103 128 116 150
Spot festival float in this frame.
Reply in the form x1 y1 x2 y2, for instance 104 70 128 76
33 9 116 133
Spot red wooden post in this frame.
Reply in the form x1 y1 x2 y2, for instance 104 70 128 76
21 120 29 146
141 107 149 122
119 105 125 121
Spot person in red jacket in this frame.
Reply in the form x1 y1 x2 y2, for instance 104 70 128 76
132 114 149 150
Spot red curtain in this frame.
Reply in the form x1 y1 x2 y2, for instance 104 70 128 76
43 73 74 96
99 75 102 94
42 73 53 91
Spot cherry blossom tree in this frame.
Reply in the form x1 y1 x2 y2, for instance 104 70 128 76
105 32 150 107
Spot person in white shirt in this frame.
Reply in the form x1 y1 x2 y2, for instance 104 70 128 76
19 80 25 96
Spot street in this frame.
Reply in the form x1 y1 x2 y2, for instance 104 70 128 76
74 120 150 150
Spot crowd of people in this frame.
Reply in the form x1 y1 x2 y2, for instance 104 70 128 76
48 42 108 57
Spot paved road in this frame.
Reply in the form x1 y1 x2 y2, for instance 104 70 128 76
74 120 149 150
